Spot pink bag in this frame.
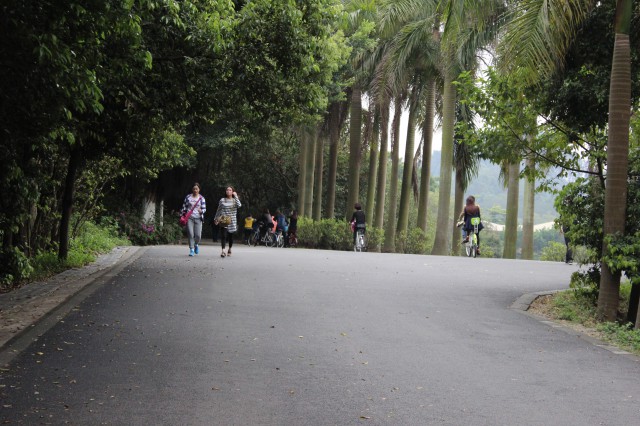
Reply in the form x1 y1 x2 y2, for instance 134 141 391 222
180 196 202 227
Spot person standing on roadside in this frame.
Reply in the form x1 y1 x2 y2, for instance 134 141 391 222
243 213 255 244
560 224 573 264
181 183 206 257
214 186 241 258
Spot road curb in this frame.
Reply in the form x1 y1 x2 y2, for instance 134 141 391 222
0 246 147 366
512 290 639 361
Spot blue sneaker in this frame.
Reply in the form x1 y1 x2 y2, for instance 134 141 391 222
189 248 195 257
194 244 199 255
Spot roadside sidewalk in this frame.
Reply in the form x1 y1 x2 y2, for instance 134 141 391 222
0 246 144 358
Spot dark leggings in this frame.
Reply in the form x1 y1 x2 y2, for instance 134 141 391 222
220 228 234 250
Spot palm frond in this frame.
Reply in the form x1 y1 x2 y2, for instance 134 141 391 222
497 0 595 83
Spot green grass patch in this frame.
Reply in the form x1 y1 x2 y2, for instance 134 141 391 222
546 283 640 356
24 219 130 285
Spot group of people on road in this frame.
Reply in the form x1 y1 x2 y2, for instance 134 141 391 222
244 208 298 248
180 183 302 257
181 181 493 257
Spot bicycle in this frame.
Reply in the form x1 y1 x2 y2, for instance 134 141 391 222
464 217 480 258
288 231 298 248
274 230 285 248
251 226 275 247
354 228 366 252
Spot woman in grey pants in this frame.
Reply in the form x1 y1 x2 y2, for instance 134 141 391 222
181 183 206 256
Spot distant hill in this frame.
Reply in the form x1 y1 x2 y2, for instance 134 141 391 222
429 151 565 225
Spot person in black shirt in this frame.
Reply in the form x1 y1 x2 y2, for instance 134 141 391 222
350 203 366 246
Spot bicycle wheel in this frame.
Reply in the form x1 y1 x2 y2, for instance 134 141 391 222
354 231 363 252
289 234 297 248
359 234 366 252
250 231 260 246
265 232 275 247
472 234 478 258
465 240 472 257
276 233 284 248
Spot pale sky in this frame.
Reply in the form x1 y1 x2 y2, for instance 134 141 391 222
397 107 442 159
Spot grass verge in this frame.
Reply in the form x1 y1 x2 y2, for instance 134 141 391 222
28 221 131 283
530 284 640 356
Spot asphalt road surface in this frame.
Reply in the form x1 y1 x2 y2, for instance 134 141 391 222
1 244 639 425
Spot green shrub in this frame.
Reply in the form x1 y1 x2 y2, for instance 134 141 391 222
396 228 429 254
0 247 34 288
118 212 182 245
540 241 567 262
297 217 322 248
365 226 384 252
296 217 384 251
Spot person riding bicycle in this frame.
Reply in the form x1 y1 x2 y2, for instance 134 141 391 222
258 208 273 240
350 202 366 246
457 195 483 254
275 209 288 246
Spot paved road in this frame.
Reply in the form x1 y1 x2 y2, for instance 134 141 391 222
1 244 639 425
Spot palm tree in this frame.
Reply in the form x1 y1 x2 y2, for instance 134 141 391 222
397 86 419 237
383 95 403 251
498 0 632 320
365 104 380 224
345 86 364 220
521 155 536 260
502 161 520 259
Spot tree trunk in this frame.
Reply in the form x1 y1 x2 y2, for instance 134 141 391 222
374 97 390 231
503 162 520 259
431 77 456 255
345 86 362 221
521 157 536 260
452 169 464 255
366 109 380 226
598 4 631 321
383 97 402 252
628 283 640 327
304 128 316 217
297 128 308 217
417 78 436 232
313 128 324 221
325 102 341 219
397 94 418 238
58 145 81 260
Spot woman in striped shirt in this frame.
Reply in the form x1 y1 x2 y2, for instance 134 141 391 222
213 186 241 258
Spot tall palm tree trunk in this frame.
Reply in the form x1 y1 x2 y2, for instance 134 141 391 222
521 157 536 260
304 128 316 217
452 167 464 255
417 79 436 232
313 129 325 221
346 86 363 221
325 102 342 219
598 0 632 321
374 98 390 231
297 129 308 216
503 161 520 259
431 77 456 255
366 110 380 225
383 97 402 252
397 94 418 236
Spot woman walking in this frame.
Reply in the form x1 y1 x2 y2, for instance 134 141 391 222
214 186 241 257
181 183 206 256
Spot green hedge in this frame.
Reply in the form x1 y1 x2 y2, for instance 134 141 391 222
296 217 384 251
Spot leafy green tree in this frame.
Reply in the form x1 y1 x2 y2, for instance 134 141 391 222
498 0 634 321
